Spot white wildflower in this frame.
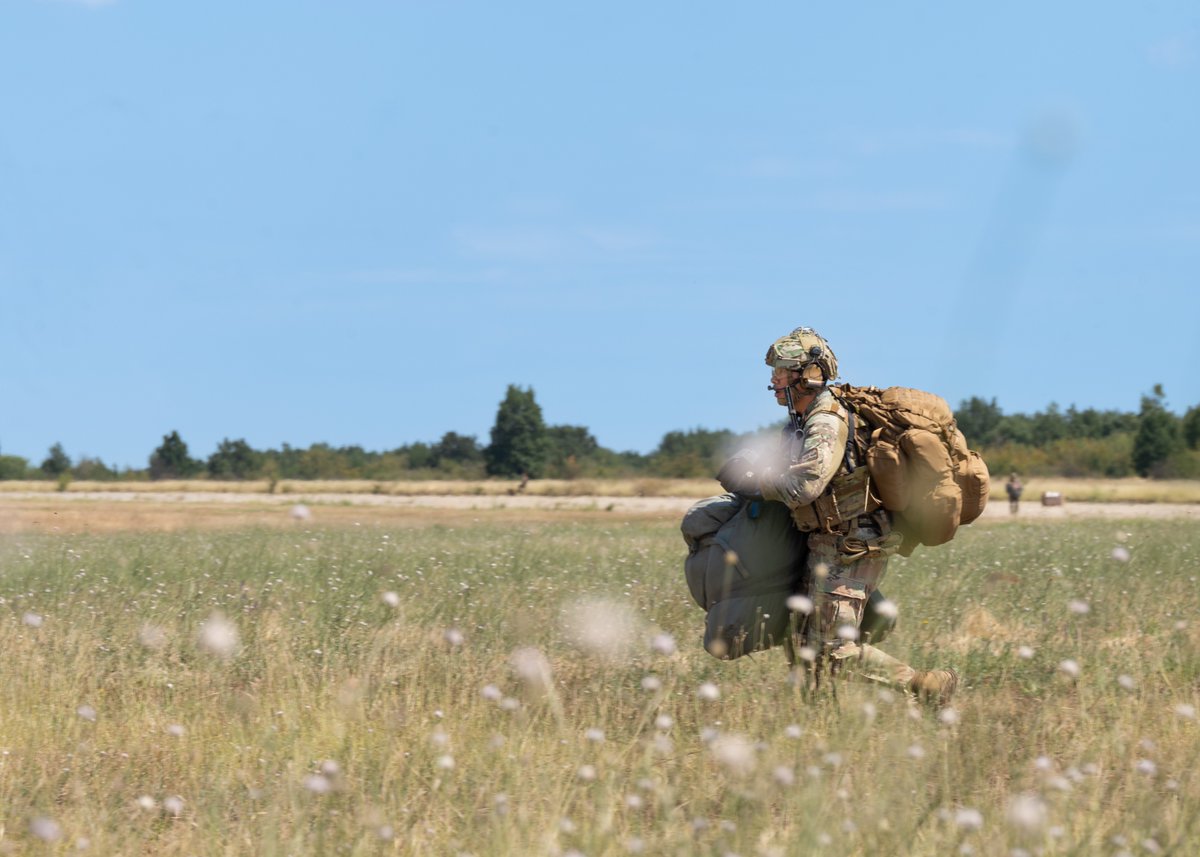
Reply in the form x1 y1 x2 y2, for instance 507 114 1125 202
1005 793 1047 834
697 682 720 701
30 816 62 842
381 591 401 608
1058 659 1080 679
197 612 240 659
955 808 984 831
651 633 676 655
786 595 814 615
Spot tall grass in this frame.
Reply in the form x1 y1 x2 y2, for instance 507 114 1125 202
1 517 1197 854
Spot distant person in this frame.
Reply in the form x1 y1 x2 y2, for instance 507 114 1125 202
1005 472 1023 514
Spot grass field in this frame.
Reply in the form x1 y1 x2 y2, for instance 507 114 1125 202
1 509 1198 855
2 476 1199 504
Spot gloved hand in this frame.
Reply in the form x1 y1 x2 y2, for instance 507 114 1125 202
717 449 764 497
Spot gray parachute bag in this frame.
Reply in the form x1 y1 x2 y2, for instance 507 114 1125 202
682 493 898 660
681 494 805 659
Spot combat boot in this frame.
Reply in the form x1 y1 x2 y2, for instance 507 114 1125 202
909 668 958 707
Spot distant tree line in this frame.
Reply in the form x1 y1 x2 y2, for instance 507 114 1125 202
3 383 1198 484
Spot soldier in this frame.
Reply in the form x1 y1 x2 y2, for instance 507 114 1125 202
1005 472 1023 514
718 327 958 705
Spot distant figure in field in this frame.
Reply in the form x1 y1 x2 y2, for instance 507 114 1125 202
1005 472 1023 514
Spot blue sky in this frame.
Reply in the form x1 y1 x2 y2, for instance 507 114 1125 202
2 1 1197 469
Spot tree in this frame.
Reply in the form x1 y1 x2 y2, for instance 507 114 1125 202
1183 405 1200 451
545 425 600 478
0 455 30 480
149 431 200 480
41 443 71 477
485 385 548 477
431 432 483 466
1132 385 1181 477
207 438 262 479
955 397 1004 446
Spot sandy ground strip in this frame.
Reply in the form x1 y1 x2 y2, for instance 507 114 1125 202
1 490 1198 534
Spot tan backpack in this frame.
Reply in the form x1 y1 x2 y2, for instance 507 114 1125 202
830 384 990 556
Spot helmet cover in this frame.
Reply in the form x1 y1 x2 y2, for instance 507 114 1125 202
764 327 839 383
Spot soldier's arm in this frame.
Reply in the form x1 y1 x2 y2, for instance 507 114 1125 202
759 410 848 509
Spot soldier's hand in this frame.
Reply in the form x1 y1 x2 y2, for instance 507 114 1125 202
717 450 764 497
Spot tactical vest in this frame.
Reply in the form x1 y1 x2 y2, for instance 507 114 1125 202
785 398 881 535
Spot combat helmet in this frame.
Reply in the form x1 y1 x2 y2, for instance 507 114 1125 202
765 327 838 387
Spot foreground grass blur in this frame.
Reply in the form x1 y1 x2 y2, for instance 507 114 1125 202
1 515 1197 855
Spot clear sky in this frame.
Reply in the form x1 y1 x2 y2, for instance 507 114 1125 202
2 1 1197 469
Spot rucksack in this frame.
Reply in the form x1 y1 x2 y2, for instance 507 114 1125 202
829 384 990 556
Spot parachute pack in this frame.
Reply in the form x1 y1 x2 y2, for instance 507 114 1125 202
828 384 990 555
681 493 897 660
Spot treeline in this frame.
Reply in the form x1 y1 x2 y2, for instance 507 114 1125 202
4 384 1199 484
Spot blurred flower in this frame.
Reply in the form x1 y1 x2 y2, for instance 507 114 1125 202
1111 546 1131 562
784 724 804 739
163 796 184 816
939 708 961 726
651 633 676 655
510 647 552 692
136 796 158 811
1067 599 1090 615
837 624 860 641
1135 759 1157 776
381 591 401 608
563 597 643 661
874 599 899 619
303 775 332 794
22 612 44 628
166 724 185 737
1017 645 1035 659
577 764 597 782
76 705 97 722
1058 659 1080 679
584 728 605 743
198 612 240 659
786 595 814 615
1117 674 1137 692
772 765 795 786
30 816 61 842
641 675 662 691
654 715 674 731
710 733 756 775
1005 793 1047 834
1173 704 1196 720
955 808 984 831
443 627 464 646
291 504 311 521
907 744 926 760
697 682 720 701
436 755 455 770
138 623 168 650
480 684 502 701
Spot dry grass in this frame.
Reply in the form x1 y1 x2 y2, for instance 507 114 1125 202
0 477 722 499
1 517 1197 855
2 476 1197 503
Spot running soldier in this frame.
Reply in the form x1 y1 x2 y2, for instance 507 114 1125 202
719 327 958 705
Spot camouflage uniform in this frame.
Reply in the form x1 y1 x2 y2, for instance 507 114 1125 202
759 389 921 689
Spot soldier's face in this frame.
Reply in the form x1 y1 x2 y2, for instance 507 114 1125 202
770 367 803 406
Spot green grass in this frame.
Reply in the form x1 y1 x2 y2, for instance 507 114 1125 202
1 517 1198 855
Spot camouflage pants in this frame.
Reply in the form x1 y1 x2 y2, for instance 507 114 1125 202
797 512 917 688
